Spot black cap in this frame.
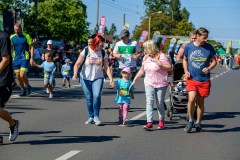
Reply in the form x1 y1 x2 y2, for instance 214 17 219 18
119 29 130 38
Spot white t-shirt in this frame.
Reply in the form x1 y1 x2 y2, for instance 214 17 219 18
80 47 108 81
113 40 141 69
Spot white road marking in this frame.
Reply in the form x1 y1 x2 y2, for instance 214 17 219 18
55 150 82 160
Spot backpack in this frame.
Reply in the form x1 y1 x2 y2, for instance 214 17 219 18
79 47 105 71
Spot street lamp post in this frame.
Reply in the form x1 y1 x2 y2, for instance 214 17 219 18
148 11 162 40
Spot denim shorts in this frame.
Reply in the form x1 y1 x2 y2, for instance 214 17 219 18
44 77 54 85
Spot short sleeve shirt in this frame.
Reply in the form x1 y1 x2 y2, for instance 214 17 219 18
142 54 169 88
61 64 71 76
114 78 135 104
10 32 32 61
113 40 141 69
80 47 108 81
41 61 56 78
0 31 14 87
184 42 216 82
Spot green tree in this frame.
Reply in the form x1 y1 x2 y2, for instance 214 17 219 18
144 0 169 15
104 26 109 35
36 0 88 42
180 7 190 21
173 20 195 36
108 23 117 35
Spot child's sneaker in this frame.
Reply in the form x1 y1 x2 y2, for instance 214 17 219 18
123 120 128 126
49 94 53 99
62 84 65 87
68 84 71 88
157 120 165 129
143 122 153 130
46 88 49 94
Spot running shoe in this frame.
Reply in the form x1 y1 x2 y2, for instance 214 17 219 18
195 123 204 132
184 121 194 133
26 85 32 96
49 94 53 99
9 120 19 141
157 120 165 129
46 88 49 94
143 122 153 130
85 118 93 125
68 84 71 88
93 116 101 126
123 119 129 127
0 135 3 144
19 90 26 96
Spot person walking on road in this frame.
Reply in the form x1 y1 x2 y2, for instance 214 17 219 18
0 30 19 143
72 35 114 126
183 27 217 133
10 23 33 96
61 58 71 88
131 40 171 130
113 29 142 80
114 67 135 126
176 30 197 61
33 53 56 98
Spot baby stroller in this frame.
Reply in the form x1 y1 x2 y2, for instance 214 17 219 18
167 62 188 120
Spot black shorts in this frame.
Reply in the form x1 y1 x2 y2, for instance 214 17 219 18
0 84 12 108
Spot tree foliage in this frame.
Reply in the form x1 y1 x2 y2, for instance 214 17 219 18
36 0 88 41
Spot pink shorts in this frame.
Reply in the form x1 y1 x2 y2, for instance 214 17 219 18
186 78 211 97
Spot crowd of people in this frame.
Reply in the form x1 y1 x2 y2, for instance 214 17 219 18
0 23 234 144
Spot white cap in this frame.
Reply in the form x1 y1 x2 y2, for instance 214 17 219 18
47 40 52 45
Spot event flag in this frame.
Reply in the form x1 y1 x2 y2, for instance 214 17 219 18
98 16 106 36
226 40 232 54
174 39 182 53
152 31 161 43
160 35 167 51
138 30 149 47
167 38 177 52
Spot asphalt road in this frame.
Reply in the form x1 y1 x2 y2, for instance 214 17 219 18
0 66 239 160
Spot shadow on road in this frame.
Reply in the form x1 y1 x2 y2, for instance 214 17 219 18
11 135 120 145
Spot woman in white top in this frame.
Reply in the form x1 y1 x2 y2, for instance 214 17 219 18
73 35 114 126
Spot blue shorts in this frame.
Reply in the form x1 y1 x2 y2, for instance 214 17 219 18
63 75 70 80
13 60 29 73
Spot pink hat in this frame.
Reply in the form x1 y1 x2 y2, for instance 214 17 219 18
122 67 131 74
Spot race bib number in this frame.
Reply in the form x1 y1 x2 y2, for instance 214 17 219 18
119 87 129 96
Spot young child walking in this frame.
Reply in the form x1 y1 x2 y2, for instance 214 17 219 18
34 53 56 98
61 58 71 88
114 67 135 126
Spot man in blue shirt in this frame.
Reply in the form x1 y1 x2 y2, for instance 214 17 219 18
10 23 34 96
183 27 217 133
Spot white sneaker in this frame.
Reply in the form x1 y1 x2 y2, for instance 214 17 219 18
49 94 53 98
9 120 19 141
46 88 49 94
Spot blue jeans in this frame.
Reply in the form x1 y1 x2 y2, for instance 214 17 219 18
80 77 104 118
145 85 167 122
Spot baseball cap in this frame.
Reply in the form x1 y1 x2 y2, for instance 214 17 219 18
47 40 52 45
65 58 71 63
121 67 131 74
119 29 130 38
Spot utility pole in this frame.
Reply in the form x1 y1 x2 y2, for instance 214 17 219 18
123 14 126 27
95 0 99 33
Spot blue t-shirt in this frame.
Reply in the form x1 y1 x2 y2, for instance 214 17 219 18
41 61 56 78
61 64 71 76
114 78 135 104
10 33 32 61
184 42 216 82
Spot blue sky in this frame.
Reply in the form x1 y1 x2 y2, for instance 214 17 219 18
82 0 240 48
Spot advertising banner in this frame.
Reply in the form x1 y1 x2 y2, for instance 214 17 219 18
138 30 149 47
